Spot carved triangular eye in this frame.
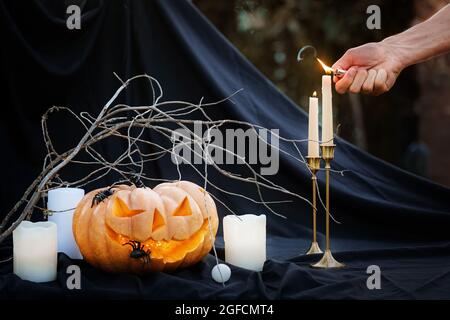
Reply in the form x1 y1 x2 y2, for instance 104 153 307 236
113 197 145 217
172 197 193 217
152 208 165 232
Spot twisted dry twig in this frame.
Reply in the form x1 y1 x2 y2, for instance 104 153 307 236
0 74 347 245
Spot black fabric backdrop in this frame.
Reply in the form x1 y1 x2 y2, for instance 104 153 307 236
1 0 450 299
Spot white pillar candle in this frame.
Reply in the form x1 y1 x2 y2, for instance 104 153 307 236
308 92 320 157
321 75 334 146
47 187 84 259
223 214 266 271
13 221 57 283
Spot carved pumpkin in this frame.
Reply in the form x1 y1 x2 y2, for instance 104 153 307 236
72 181 219 274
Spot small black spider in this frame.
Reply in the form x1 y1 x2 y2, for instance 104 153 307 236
91 187 115 208
129 174 145 188
123 240 151 265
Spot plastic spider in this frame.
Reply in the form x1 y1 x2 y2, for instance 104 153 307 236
91 187 114 208
128 169 146 188
123 240 151 265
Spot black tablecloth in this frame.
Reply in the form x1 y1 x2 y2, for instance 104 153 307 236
2 237 450 299
1 0 450 299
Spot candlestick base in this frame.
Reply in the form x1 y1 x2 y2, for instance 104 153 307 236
311 249 345 269
305 241 323 255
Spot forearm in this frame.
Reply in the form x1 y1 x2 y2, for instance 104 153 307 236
381 4 450 68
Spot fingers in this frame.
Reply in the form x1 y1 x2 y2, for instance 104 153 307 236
335 68 390 95
385 71 397 93
362 69 377 94
349 69 368 93
335 67 358 94
373 69 388 95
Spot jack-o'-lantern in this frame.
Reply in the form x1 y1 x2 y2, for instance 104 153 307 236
72 181 219 274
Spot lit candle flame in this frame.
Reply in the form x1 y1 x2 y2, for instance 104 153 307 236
312 91 317 97
316 58 334 75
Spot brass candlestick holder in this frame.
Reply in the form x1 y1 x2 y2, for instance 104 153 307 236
311 144 345 269
305 156 323 255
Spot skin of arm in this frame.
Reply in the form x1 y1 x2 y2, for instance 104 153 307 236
332 4 450 95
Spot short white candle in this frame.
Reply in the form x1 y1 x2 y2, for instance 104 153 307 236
47 187 84 259
13 221 57 283
223 214 266 272
308 92 320 157
321 75 334 146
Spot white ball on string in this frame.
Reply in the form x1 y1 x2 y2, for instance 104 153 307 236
211 264 231 283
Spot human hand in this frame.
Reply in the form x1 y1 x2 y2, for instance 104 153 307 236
332 42 405 95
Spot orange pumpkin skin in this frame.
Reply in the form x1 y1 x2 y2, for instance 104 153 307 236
73 181 219 274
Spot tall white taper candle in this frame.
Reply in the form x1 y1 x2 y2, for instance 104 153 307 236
308 92 320 157
321 75 334 146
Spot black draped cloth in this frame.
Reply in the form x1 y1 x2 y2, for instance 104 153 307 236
1 0 450 299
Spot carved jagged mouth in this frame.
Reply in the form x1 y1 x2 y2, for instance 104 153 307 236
105 219 210 263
